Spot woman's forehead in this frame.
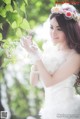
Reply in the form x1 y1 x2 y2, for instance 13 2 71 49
50 18 59 26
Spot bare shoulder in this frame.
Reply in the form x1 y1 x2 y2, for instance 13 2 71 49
66 50 80 73
75 52 80 67
67 50 80 63
48 50 80 87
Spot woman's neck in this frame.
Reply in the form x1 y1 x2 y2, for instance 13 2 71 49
57 43 70 52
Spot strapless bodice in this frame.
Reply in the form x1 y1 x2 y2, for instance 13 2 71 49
44 74 77 106
39 44 80 119
40 45 78 104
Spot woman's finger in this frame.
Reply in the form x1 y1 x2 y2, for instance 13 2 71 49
29 44 38 50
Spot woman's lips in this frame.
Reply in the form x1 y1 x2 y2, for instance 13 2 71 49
53 37 58 39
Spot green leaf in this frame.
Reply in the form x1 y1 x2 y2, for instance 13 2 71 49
20 19 30 30
36 1 42 7
16 28 22 37
0 23 3 30
0 73 3 82
4 0 11 4
0 48 4 56
16 15 23 26
24 0 28 5
0 33 2 40
2 58 10 67
11 21 17 29
6 11 22 25
5 4 13 12
10 56 17 64
0 9 6 17
20 2 25 13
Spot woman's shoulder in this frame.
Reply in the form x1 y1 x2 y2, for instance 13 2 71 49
68 49 80 59
73 50 80 59
65 49 80 70
76 52 80 67
67 49 80 67
71 51 80 74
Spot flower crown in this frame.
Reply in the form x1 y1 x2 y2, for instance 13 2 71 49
51 5 80 22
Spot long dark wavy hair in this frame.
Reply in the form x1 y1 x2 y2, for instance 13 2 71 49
50 11 80 89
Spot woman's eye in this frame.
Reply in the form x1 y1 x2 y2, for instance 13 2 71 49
50 26 53 29
57 28 62 31
50 26 63 31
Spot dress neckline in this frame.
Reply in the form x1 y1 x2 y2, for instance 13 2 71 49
44 48 77 90
45 74 77 90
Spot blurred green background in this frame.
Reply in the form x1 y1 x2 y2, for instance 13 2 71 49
0 0 80 119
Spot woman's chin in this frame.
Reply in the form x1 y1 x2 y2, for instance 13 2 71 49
52 41 58 45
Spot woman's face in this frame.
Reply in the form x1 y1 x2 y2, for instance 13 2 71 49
50 17 67 45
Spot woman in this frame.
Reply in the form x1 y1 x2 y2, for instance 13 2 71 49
21 3 80 119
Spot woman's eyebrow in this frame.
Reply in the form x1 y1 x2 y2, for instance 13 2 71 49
50 24 60 27
56 26 60 27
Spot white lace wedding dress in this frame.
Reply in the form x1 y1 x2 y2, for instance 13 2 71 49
39 43 80 119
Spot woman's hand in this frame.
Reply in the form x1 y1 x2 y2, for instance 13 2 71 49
20 35 33 53
21 36 40 55
20 35 42 63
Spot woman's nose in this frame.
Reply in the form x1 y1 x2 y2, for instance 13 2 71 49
52 29 57 35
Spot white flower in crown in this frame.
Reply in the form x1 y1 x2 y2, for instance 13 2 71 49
51 6 61 14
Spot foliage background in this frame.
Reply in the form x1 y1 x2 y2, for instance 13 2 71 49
0 0 80 119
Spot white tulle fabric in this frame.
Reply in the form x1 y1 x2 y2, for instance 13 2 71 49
39 43 80 119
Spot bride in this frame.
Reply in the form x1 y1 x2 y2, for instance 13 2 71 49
21 3 80 119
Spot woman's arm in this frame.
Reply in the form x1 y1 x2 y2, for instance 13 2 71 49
30 65 39 86
35 53 80 87
20 36 80 88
